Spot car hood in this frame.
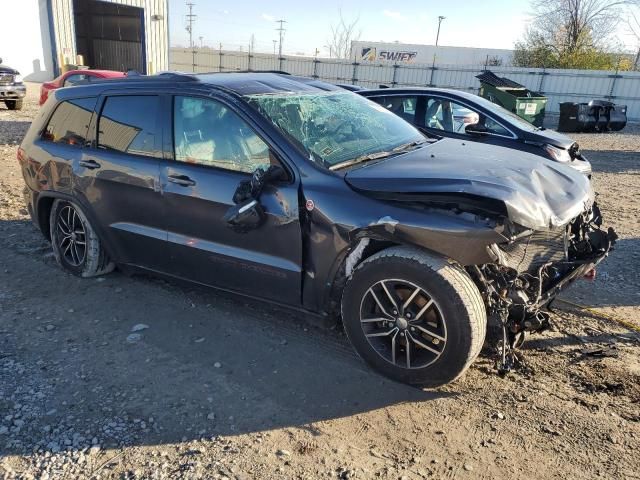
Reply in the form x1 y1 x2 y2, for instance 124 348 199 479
344 139 594 231
524 128 575 149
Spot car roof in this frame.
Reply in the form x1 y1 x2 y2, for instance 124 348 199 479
359 86 479 101
60 69 125 79
56 72 343 98
192 72 343 95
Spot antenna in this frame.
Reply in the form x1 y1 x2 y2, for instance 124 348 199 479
276 19 287 58
185 2 197 72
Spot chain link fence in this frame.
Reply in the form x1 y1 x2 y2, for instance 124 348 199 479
170 48 640 121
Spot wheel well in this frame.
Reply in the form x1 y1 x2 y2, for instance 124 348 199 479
37 196 55 241
326 237 397 319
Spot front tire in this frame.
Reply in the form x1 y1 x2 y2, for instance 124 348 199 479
341 246 486 387
49 199 114 277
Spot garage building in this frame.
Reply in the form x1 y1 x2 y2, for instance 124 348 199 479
1 0 169 82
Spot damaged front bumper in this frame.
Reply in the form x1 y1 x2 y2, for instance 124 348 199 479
467 202 616 373
470 202 617 335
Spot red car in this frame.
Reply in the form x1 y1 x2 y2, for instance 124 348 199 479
39 69 126 105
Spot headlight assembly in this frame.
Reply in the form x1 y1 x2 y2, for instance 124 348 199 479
543 144 571 163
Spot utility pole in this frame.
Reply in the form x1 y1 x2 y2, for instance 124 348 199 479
435 15 445 46
324 44 332 58
276 19 287 57
199 36 203 48
272 40 277 56
185 2 197 72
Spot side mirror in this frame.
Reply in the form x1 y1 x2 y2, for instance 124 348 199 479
225 164 286 232
465 123 489 135
223 198 266 232
0 58 3 64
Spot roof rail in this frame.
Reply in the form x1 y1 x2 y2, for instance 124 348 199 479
153 71 199 80
182 69 292 76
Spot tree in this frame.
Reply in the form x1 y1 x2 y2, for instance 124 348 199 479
627 1 640 68
513 0 631 69
326 10 361 59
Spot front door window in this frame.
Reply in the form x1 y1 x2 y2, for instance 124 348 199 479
173 96 273 173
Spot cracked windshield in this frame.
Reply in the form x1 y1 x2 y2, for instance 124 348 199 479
247 91 425 168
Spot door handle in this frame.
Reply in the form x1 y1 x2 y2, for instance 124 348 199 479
168 174 196 187
79 159 101 169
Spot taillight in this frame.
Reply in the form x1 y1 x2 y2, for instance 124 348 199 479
39 88 48 106
17 147 26 163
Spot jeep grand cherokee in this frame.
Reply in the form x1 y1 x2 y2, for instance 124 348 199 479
17 73 616 386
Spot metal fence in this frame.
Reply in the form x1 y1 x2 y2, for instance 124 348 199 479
170 48 640 121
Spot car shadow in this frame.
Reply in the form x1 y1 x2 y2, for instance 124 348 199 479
0 220 451 456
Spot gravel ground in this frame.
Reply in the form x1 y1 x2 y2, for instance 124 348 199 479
0 84 639 480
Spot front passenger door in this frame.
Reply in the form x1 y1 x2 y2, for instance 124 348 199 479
161 95 302 305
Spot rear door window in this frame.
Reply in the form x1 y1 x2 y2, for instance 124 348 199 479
97 95 160 157
42 97 97 147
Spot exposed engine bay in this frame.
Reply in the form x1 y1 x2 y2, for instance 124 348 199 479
468 202 618 372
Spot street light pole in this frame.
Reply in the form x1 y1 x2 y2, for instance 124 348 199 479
435 16 446 46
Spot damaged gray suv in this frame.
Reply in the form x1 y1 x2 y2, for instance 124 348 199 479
18 73 616 387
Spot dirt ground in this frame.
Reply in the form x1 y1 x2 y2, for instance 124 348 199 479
0 84 639 480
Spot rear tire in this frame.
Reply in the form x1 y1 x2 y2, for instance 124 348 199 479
49 199 114 277
341 246 486 387
5 99 23 110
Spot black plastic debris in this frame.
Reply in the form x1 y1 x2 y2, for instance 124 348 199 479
580 345 619 358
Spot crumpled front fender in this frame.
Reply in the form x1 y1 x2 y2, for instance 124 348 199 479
352 210 509 266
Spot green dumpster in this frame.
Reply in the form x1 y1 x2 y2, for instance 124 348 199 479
476 71 547 127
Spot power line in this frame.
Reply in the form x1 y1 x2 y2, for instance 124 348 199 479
276 19 287 57
185 3 196 47
185 2 197 72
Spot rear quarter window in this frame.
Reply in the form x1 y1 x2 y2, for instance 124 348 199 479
42 97 97 147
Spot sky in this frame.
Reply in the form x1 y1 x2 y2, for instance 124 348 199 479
167 0 638 56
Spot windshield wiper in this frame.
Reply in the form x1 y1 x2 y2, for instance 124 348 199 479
329 150 396 171
392 139 429 152
329 140 428 171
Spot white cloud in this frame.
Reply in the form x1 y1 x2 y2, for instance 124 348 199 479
262 13 275 22
383 10 406 21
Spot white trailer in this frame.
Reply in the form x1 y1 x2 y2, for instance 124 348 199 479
351 41 513 66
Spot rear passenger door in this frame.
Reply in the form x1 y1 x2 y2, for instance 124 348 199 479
74 93 166 270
